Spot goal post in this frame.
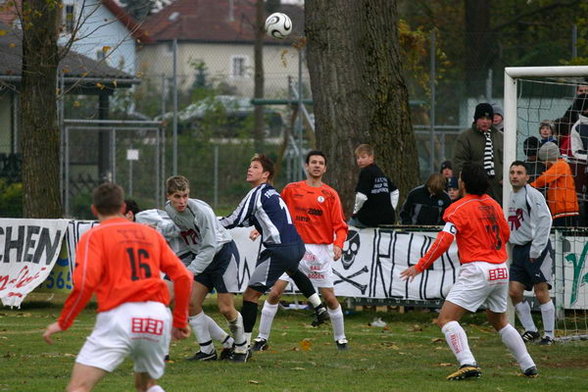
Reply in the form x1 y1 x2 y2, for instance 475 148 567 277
503 65 588 342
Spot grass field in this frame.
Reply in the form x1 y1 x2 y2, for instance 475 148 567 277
1 293 588 392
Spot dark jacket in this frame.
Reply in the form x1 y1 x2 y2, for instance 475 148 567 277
400 185 451 225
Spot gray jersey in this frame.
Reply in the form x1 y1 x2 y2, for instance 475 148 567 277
507 184 552 258
135 209 190 258
164 198 232 274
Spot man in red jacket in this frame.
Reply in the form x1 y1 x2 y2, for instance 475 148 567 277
401 163 537 381
43 183 192 392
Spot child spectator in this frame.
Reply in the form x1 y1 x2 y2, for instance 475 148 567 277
349 144 399 227
538 120 557 147
492 103 504 132
523 136 546 183
439 160 453 179
447 176 460 202
400 173 451 225
531 142 579 227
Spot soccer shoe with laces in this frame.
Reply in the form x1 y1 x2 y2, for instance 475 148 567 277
521 330 540 343
538 336 554 345
335 338 349 351
446 365 481 381
187 350 217 361
251 337 269 352
311 306 329 327
523 366 538 378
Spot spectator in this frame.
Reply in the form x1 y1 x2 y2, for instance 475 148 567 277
538 120 557 147
569 93 588 161
523 136 546 184
491 103 504 132
554 117 573 157
400 173 451 225
561 83 588 127
531 142 579 227
447 176 461 202
453 103 504 204
349 144 399 227
440 160 453 179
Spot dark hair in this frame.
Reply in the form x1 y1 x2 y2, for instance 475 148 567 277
523 136 539 157
460 163 489 196
92 183 124 215
510 160 528 174
251 153 275 181
124 199 141 216
305 150 327 165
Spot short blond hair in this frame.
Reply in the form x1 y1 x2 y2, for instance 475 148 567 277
354 144 374 157
166 175 190 195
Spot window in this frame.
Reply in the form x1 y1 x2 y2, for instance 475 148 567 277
65 4 75 33
231 56 247 78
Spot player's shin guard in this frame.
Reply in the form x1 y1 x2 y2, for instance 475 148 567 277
328 305 346 341
498 324 535 372
540 300 555 338
206 314 233 347
441 321 476 367
289 269 317 300
258 301 279 340
229 312 247 354
515 301 537 333
189 311 214 354
241 300 258 347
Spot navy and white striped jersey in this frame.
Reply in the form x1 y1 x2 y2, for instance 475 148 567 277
220 183 302 247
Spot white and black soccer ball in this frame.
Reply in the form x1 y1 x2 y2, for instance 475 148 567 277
264 12 292 39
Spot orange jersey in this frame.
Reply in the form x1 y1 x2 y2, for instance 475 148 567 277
530 159 579 219
416 194 510 271
281 181 348 248
58 217 192 330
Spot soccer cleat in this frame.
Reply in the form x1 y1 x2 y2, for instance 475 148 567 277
311 306 329 327
446 365 481 381
229 349 251 363
523 366 538 378
521 330 540 343
187 350 217 361
219 347 234 360
164 354 171 362
538 336 554 346
251 337 269 352
336 338 349 351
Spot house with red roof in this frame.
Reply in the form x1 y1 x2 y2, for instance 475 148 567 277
137 0 306 97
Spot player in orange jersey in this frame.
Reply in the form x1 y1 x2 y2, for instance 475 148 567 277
250 150 350 351
43 183 192 392
401 163 537 381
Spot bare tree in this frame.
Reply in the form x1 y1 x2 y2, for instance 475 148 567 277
305 0 418 216
20 0 62 218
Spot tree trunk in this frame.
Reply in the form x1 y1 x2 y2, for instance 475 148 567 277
305 0 418 217
20 0 62 218
465 0 492 97
253 0 265 152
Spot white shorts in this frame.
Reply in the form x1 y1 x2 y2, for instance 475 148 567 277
76 301 172 379
446 261 508 313
279 244 334 288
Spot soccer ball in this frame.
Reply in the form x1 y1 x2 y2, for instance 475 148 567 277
264 12 292 39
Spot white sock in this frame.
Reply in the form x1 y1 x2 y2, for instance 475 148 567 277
244 332 252 348
147 385 165 392
499 324 535 371
514 301 537 332
188 312 214 354
308 293 322 308
540 300 555 338
258 301 279 340
328 305 346 341
229 312 247 354
205 315 232 346
441 321 476 366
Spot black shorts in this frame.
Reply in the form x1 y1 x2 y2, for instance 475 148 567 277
195 241 240 293
510 240 553 291
248 241 305 293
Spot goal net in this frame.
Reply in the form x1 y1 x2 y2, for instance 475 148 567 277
504 66 588 342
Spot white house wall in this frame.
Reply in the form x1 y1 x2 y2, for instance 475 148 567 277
59 0 136 74
137 42 309 97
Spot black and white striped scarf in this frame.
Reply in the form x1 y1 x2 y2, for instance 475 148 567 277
483 131 495 177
